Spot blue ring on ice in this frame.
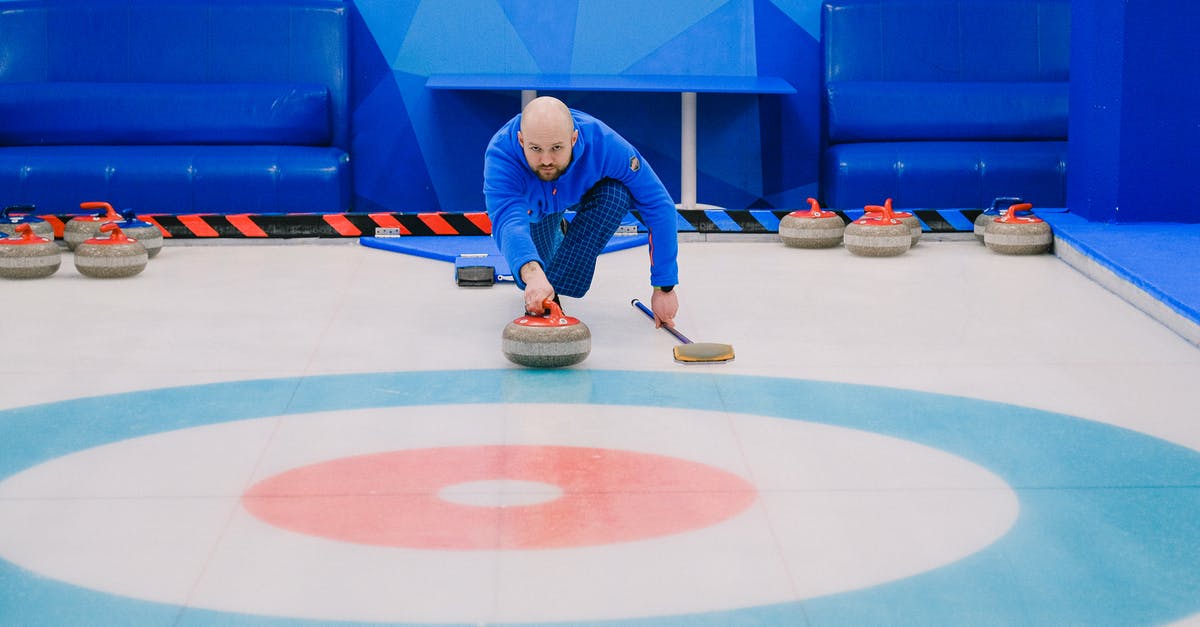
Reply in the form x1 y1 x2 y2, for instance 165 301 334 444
1 369 1198 625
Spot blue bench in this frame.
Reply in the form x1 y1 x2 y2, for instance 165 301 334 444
820 0 1069 209
0 0 350 215
426 73 795 211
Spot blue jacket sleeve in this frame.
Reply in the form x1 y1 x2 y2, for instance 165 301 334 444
597 136 679 287
483 125 541 289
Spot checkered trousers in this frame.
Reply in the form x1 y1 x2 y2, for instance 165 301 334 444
529 178 633 298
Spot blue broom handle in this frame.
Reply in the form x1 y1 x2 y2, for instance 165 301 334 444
631 299 693 344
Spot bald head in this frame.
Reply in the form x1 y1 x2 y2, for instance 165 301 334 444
518 97 577 181
520 96 574 136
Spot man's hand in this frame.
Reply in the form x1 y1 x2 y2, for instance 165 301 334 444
520 261 555 314
650 287 679 328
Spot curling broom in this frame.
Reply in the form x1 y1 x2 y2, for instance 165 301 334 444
631 299 735 363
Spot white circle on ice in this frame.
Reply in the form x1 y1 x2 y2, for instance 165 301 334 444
0 403 1018 624
438 479 565 507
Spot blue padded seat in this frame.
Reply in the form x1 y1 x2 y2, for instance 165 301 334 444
825 141 1067 209
820 0 1070 209
0 0 349 215
0 146 350 214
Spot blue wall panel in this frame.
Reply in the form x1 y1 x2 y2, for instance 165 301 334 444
754 0 821 207
1068 0 1200 223
348 0 823 213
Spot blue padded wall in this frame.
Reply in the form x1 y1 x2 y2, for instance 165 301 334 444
0 0 351 151
349 0 823 213
1068 0 1200 223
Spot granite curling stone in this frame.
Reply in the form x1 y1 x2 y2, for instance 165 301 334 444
115 209 163 258
863 198 921 247
1 205 55 242
975 197 1023 243
0 224 62 279
502 298 591 368
65 201 122 251
984 202 1052 255
74 223 148 278
779 197 845 248
844 202 912 257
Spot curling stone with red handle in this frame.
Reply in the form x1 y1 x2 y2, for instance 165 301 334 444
844 202 912 257
975 197 1023 243
0 224 61 279
779 197 845 248
74 223 148 278
115 209 163 258
64 201 122 250
984 202 1052 255
502 299 591 368
862 199 921 247
1 205 55 242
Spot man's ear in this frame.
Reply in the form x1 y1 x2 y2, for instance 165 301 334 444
517 131 525 148
571 130 578 146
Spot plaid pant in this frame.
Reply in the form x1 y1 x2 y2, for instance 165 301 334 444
529 178 633 298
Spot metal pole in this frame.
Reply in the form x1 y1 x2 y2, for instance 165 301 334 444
521 89 537 109
679 91 698 211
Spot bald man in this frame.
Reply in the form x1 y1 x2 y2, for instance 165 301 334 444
483 97 680 327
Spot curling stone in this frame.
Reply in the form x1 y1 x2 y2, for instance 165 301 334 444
0 224 61 279
115 209 163 258
74 223 148 278
863 199 921 246
975 197 1023 243
984 202 1052 255
502 299 591 368
844 202 912 257
1 205 55 242
779 197 845 248
64 201 122 251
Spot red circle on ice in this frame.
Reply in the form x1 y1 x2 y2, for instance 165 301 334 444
242 445 758 550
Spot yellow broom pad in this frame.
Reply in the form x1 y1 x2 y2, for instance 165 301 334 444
673 342 735 363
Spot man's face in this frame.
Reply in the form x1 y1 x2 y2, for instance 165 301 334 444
519 127 577 182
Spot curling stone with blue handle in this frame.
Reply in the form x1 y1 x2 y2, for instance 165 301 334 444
65 201 122 250
0 224 61 279
74 223 148 278
975 197 1023 243
779 198 845 248
1 205 55 242
115 209 163 258
502 299 591 368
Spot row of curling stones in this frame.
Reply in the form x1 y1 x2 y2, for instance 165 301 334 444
502 298 591 368
1 205 55 242
844 199 920 257
780 197 921 256
0 222 148 279
64 201 163 257
982 202 1052 255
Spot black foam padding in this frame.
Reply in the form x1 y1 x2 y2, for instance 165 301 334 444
455 265 495 287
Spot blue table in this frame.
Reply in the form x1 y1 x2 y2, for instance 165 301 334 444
426 73 796 211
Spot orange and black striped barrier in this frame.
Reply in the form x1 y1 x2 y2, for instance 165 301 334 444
28 208 1016 239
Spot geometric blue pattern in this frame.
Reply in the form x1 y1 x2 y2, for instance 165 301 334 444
350 0 824 213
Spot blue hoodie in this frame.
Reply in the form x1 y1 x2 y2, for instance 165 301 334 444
483 109 679 289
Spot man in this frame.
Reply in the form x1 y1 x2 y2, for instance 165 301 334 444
483 96 679 328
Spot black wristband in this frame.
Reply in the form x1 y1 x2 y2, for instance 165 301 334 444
655 285 675 293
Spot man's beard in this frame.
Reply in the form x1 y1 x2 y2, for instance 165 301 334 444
534 164 567 181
